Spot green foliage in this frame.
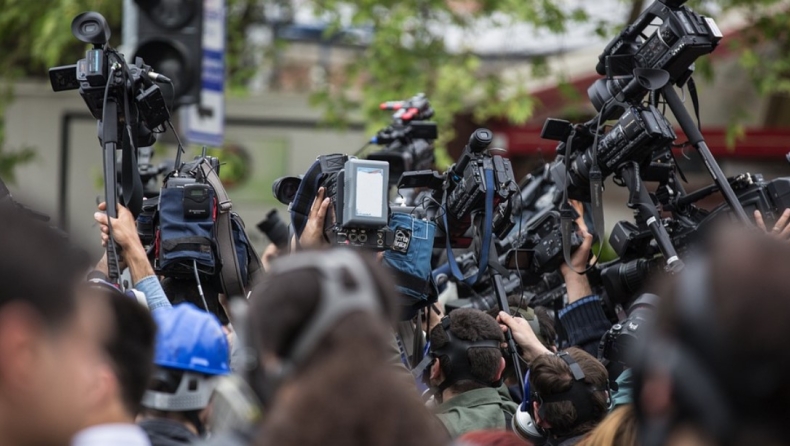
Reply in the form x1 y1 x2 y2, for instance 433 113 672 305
2 0 790 169
299 0 590 167
0 0 122 77
0 87 36 183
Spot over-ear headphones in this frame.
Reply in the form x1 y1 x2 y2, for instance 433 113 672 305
513 368 546 444
411 314 503 402
514 351 608 443
258 250 384 399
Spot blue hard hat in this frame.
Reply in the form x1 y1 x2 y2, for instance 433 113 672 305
152 303 230 376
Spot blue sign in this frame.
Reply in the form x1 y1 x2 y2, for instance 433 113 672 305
186 0 225 147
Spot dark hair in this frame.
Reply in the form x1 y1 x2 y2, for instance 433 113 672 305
484 297 555 349
530 347 608 438
0 208 90 330
533 306 556 349
430 308 505 393
250 250 446 446
160 277 228 325
99 288 157 415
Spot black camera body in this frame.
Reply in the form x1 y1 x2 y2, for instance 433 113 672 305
319 155 394 251
444 136 518 244
549 105 676 202
368 93 438 184
503 208 584 284
257 209 290 250
398 129 518 248
591 0 723 113
599 293 659 380
50 51 169 145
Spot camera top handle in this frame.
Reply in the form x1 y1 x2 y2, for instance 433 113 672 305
595 0 689 76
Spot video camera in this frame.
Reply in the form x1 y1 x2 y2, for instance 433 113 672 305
321 156 392 249
545 104 677 202
49 12 170 144
274 154 393 250
599 293 659 380
367 93 438 184
590 0 723 119
49 11 173 283
400 128 518 248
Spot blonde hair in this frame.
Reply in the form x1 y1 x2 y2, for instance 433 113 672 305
577 405 638 446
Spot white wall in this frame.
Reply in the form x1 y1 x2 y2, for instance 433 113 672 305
4 81 366 257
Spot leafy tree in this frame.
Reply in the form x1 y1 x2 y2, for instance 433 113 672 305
0 0 788 166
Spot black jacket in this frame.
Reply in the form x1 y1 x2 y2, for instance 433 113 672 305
139 418 198 446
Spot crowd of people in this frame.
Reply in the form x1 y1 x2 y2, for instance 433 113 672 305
3 189 790 446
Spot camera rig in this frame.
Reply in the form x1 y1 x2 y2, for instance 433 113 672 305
367 93 438 185
49 11 172 284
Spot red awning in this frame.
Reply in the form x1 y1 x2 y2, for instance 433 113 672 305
489 125 790 159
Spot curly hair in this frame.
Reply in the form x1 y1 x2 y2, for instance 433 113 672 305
429 308 505 393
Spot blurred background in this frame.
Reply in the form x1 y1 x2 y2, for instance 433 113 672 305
1 0 789 256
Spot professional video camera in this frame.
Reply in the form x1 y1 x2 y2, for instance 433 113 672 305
538 0 730 279
545 105 676 202
49 12 170 141
367 93 438 184
48 11 172 284
275 154 393 250
592 173 790 309
589 0 723 119
400 128 518 248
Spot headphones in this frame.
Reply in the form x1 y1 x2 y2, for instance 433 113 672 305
514 351 609 443
413 315 502 398
259 249 384 399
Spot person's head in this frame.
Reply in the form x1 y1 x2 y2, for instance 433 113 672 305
637 226 790 446
250 249 447 446
485 297 556 350
529 347 609 439
428 308 506 396
83 279 157 424
160 277 228 325
140 303 230 434
0 208 109 445
576 404 638 446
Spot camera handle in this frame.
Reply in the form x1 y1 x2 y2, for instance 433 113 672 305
487 241 525 392
661 85 750 224
101 98 122 284
619 162 684 274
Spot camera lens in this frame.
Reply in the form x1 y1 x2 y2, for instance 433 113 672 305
272 176 302 205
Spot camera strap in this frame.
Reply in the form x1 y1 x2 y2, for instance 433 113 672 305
443 167 495 285
120 63 144 218
199 161 263 298
561 106 607 276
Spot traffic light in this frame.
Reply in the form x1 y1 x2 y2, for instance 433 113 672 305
133 0 202 108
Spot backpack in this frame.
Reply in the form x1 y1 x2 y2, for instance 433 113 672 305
153 156 263 298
